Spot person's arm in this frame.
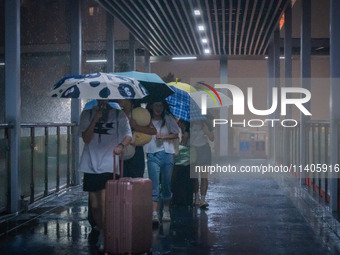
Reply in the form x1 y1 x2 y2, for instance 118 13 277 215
156 132 178 140
114 135 132 155
81 107 102 144
203 122 214 142
114 110 133 155
130 119 157 135
180 131 189 146
157 116 179 140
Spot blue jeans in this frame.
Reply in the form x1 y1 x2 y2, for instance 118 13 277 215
147 151 174 202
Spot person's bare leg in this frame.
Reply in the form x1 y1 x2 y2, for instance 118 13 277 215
89 190 105 249
152 201 160 224
200 171 209 207
193 178 200 205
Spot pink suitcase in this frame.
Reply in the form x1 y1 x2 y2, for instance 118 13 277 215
105 154 152 254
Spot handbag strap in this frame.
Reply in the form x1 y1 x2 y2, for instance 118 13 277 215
113 109 124 179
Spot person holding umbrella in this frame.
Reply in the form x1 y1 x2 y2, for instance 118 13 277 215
51 72 149 250
144 100 180 224
78 100 132 250
118 99 157 178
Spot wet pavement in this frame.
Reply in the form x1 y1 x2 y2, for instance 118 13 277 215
1 160 340 254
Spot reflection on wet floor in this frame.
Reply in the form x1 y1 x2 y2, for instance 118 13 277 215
1 161 340 254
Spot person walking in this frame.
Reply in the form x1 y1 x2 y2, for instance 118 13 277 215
144 101 179 224
191 119 214 208
118 99 156 178
78 100 132 250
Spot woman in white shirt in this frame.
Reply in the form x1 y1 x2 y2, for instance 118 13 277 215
144 101 179 224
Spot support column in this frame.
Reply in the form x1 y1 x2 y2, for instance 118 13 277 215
330 0 340 211
267 39 275 160
283 3 292 166
128 33 136 71
273 27 280 163
70 0 81 185
300 0 311 184
5 0 21 213
106 14 115 72
144 50 150 73
219 55 228 157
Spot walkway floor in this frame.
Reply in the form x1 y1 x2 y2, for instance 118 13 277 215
1 160 340 254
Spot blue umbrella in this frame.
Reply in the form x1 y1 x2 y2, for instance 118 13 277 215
112 71 174 102
83 100 121 110
165 86 205 122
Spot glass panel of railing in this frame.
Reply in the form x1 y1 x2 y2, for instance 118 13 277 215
20 128 31 198
33 127 46 198
59 126 69 188
0 128 8 212
48 127 57 192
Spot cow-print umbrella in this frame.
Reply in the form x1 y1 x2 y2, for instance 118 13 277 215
50 72 149 99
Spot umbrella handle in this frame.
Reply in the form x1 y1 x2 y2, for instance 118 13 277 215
113 151 124 179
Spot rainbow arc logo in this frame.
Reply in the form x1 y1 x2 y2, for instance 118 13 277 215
196 82 223 114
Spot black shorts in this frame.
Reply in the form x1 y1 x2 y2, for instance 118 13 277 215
83 172 119 192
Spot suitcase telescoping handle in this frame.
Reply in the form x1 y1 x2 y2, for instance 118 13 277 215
113 150 124 180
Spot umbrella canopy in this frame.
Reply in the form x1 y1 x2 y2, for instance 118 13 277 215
51 72 148 99
112 71 174 102
165 86 205 122
167 81 197 93
190 90 232 109
83 100 121 110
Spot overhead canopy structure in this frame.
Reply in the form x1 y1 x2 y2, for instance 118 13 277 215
97 0 290 57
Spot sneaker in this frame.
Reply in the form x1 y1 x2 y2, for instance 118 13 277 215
200 200 209 208
162 210 171 222
152 212 160 224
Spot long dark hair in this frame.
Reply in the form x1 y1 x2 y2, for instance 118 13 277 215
146 100 174 127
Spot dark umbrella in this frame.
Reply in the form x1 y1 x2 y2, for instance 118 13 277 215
112 71 174 102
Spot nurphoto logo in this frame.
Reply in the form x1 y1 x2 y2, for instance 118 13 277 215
199 84 312 128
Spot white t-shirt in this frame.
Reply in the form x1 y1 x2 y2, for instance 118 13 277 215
144 115 179 154
190 122 208 147
78 109 132 174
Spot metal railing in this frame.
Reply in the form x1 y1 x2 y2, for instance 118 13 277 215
0 124 11 214
275 121 330 202
0 122 77 214
305 121 330 202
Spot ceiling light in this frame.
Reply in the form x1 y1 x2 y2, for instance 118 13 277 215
86 59 107 63
264 56 285 59
198 25 205 31
172 56 197 60
315 46 325 51
202 38 208 43
194 10 201 15
204 49 210 54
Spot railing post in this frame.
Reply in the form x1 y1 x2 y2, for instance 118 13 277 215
67 126 71 186
56 126 60 192
30 127 35 204
44 127 49 197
